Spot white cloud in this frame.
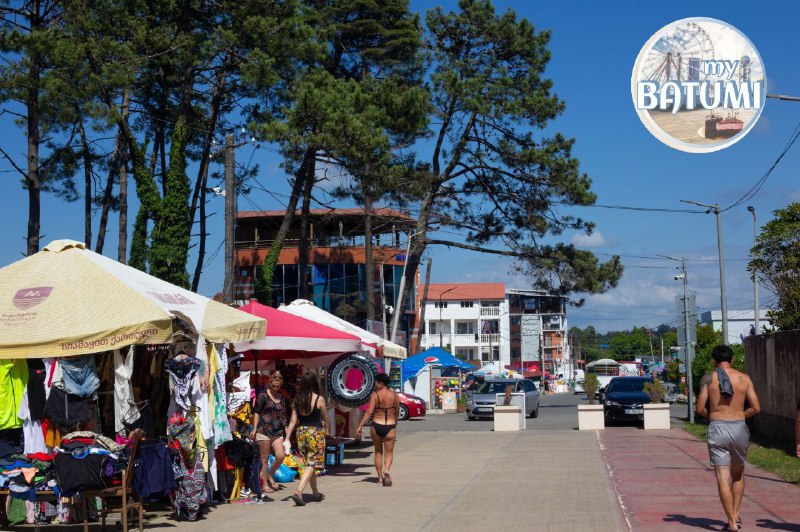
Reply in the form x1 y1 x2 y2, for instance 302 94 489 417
571 231 607 248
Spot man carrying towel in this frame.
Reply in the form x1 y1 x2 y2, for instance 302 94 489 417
696 345 761 531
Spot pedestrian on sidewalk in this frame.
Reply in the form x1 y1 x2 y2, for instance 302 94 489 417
696 345 761 531
355 373 398 487
251 371 289 497
285 370 327 506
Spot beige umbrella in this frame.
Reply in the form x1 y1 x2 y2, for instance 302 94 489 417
0 239 266 359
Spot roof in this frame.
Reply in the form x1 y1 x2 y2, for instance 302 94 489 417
425 283 506 301
238 207 413 221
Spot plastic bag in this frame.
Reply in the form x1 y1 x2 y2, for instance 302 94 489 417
269 455 298 482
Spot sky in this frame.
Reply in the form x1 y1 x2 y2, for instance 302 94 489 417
0 0 798 333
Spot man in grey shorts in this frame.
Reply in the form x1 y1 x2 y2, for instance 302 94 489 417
696 345 760 532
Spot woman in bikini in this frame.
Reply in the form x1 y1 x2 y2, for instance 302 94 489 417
251 371 288 499
356 373 398 486
285 370 327 506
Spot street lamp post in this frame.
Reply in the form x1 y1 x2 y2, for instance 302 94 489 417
390 230 424 344
747 206 759 334
437 286 457 348
681 199 729 345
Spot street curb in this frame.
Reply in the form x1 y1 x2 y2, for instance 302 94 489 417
596 430 633 532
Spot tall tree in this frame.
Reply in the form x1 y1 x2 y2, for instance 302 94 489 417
391 0 623 329
748 202 800 331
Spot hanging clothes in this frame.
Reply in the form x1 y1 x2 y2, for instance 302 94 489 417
18 388 47 455
25 360 46 422
43 386 91 430
210 345 232 446
114 346 139 433
190 341 213 443
0 360 28 430
59 355 100 397
227 371 251 414
165 356 201 412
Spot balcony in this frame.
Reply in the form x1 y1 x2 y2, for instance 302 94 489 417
452 333 479 346
480 333 501 345
480 306 500 317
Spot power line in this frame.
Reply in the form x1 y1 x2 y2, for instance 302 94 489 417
552 201 705 214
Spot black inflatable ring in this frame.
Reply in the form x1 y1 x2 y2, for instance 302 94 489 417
327 352 379 407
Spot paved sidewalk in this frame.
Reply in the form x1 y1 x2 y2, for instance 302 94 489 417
599 427 800 531
148 429 623 532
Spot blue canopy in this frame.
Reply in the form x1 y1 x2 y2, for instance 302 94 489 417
401 347 476 383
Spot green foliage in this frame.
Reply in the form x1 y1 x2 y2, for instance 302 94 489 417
609 327 651 358
584 374 599 405
666 360 681 383
643 379 666 403
150 118 190 287
418 0 622 300
749 202 800 330
691 343 744 395
128 139 161 272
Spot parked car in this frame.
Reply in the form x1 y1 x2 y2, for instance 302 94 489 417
397 392 426 420
465 378 540 420
603 376 654 425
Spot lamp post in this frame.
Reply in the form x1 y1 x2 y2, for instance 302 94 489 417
438 286 457 348
747 206 759 334
390 230 424 343
681 199 729 345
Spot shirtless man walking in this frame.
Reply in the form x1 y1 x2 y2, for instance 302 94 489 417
696 345 760 531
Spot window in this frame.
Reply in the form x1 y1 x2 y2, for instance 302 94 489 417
434 301 448 309
460 301 474 308
429 322 437 335
510 316 521 326
456 322 475 334
239 268 249 277
523 380 536 393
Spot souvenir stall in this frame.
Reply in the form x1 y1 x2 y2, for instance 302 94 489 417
0 240 266 528
400 348 475 410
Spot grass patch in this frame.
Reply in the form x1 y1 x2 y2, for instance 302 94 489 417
683 422 800 485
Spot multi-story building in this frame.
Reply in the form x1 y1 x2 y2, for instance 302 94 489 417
699 309 772 344
417 284 570 373
418 283 508 365
233 207 419 348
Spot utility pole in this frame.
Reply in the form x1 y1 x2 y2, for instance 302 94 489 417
679 257 695 424
681 200 729 345
414 258 432 349
223 133 235 304
747 206 759 334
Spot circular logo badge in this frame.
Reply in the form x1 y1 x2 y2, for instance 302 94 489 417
631 17 766 153
424 356 439 364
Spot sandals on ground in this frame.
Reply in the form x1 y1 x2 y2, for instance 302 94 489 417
383 472 392 487
312 492 325 502
291 492 305 506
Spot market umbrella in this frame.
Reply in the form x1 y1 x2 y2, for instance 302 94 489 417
233 299 362 358
0 239 266 359
278 299 407 359
401 347 475 383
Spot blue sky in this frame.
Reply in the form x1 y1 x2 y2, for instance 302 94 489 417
0 0 798 333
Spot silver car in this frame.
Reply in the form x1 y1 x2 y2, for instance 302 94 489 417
466 378 540 420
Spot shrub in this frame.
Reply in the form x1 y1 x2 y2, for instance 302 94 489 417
644 379 667 403
584 374 600 405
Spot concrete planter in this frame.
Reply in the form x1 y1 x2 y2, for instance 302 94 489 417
494 405 524 431
643 403 671 430
578 404 604 430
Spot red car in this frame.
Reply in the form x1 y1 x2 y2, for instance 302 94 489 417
397 392 426 420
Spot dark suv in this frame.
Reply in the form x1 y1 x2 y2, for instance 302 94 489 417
602 376 653 425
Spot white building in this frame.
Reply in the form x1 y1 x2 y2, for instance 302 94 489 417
700 309 773 344
417 283 570 373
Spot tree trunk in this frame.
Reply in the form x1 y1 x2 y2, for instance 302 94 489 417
298 149 316 300
363 191 375 322
95 128 122 254
26 34 41 256
78 111 92 248
254 149 312 305
414 258 432 349
117 90 130 263
190 67 226 292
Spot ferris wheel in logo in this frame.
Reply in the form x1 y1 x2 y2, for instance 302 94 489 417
631 17 766 153
641 22 715 85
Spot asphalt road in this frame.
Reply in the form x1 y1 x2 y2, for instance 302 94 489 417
400 391 691 433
